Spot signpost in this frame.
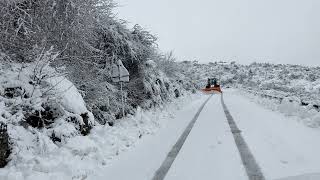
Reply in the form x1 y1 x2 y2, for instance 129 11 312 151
111 60 130 117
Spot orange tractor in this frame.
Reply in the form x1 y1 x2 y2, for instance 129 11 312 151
201 78 222 94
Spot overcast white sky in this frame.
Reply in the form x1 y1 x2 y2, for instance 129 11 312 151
115 0 320 66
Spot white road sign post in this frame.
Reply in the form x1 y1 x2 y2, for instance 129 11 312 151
111 60 130 118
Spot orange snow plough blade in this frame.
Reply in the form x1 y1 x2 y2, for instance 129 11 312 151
200 86 222 94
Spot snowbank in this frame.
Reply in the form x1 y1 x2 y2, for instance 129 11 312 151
238 89 320 128
48 77 88 115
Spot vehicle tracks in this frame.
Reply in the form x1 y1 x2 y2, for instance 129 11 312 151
152 94 212 180
221 94 265 180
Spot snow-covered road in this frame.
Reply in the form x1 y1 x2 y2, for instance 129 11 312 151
98 90 320 180
164 94 248 180
224 91 320 180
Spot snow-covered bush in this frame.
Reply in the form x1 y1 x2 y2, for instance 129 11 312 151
0 50 96 166
155 51 179 78
0 0 115 62
0 0 196 131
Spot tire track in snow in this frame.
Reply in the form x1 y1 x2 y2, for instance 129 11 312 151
221 94 266 180
152 94 213 180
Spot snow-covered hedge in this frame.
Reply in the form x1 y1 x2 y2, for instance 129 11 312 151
0 52 96 167
0 56 201 178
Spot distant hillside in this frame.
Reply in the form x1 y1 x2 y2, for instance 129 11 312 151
177 61 320 105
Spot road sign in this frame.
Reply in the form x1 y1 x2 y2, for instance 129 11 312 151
112 60 129 83
111 60 130 118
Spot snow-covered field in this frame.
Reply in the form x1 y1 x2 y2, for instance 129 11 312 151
178 61 320 107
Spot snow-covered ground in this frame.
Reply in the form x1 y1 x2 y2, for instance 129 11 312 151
165 90 320 180
224 90 320 180
178 61 320 107
239 89 320 128
165 94 247 180
81 89 320 180
0 88 204 180
95 95 209 180
2 83 320 180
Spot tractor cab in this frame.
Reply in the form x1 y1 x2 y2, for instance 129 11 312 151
206 78 219 88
